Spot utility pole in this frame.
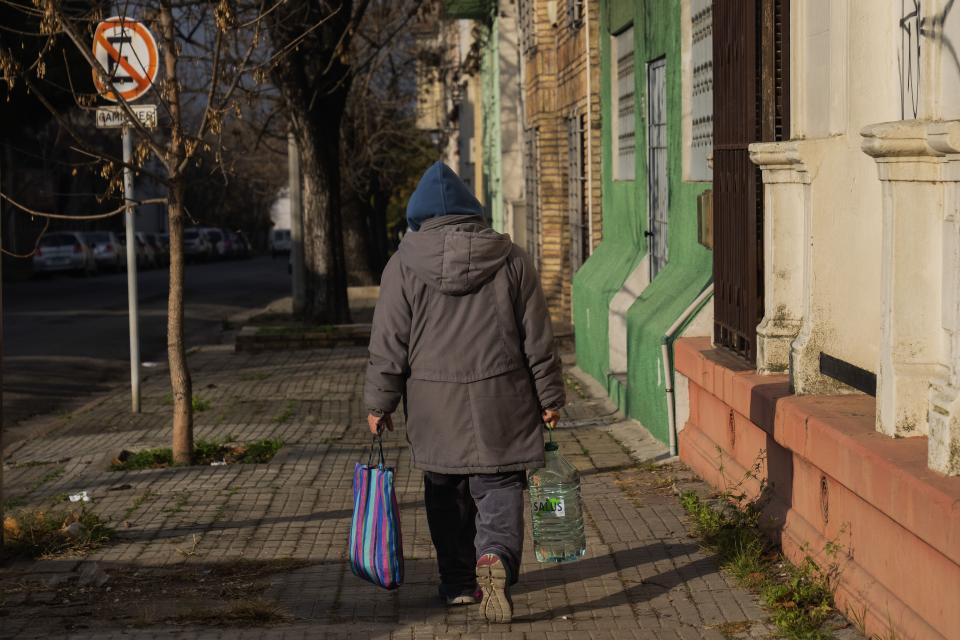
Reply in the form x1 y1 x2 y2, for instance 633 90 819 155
0 148 5 546
288 131 305 315
123 126 141 413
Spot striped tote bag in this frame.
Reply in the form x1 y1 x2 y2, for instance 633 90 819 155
349 436 404 589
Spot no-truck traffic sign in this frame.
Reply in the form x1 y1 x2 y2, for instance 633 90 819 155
92 17 159 103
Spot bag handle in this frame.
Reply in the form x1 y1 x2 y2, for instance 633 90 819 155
367 433 387 468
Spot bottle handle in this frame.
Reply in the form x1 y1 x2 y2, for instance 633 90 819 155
543 421 555 447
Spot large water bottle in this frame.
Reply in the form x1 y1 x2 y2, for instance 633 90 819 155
528 440 586 563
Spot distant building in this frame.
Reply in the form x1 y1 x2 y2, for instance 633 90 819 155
517 0 602 331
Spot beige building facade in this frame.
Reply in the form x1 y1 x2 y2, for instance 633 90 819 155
748 0 960 475
517 0 602 330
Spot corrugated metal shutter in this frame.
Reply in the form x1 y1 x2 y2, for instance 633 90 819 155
614 26 636 181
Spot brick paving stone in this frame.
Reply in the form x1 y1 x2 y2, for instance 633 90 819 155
0 343 858 640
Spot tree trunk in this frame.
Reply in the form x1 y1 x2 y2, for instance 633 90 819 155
167 181 193 464
294 107 352 324
160 3 193 465
369 179 390 273
343 188 376 286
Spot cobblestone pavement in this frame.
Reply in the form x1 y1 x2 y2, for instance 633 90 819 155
1 344 784 639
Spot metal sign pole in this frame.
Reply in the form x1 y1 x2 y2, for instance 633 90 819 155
122 126 141 413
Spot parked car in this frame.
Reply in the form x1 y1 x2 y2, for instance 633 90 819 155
228 230 251 258
134 232 159 269
83 231 124 271
203 227 228 259
238 231 254 257
118 233 151 269
183 227 213 261
154 233 170 264
144 233 168 267
33 231 97 276
271 228 291 258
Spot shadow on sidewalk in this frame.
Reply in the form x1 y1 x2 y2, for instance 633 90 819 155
513 554 720 622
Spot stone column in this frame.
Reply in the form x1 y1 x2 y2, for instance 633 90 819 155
861 120 960 475
926 122 960 475
748 141 818 375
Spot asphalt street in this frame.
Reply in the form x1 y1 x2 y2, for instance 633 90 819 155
2 255 291 443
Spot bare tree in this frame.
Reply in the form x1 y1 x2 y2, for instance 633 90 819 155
340 0 438 283
0 0 271 464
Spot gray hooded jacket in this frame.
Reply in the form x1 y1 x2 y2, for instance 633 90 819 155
364 214 565 474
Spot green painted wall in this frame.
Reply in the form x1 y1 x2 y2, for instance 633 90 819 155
572 0 712 444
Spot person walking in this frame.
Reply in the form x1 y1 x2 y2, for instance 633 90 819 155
364 161 565 623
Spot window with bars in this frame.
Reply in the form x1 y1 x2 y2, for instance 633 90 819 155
567 0 584 28
567 114 590 272
519 0 536 54
523 128 541 267
612 25 635 181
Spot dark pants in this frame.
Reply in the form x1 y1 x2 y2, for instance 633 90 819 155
423 471 526 589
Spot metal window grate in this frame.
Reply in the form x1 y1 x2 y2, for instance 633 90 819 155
567 0 584 28
712 0 761 361
519 0 537 54
567 114 589 272
712 0 789 363
647 58 669 279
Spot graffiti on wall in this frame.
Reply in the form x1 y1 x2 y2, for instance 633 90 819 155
900 0 959 119
900 0 922 119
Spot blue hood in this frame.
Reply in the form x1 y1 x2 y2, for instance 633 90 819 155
406 161 484 231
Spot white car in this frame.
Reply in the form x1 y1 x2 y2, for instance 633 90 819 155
184 228 213 261
83 231 124 271
271 228 291 258
202 227 228 259
33 232 97 275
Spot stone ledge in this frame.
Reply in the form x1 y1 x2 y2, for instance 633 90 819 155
676 337 960 568
676 337 960 640
685 420 946 640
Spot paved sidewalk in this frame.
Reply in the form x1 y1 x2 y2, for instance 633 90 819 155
2 344 780 639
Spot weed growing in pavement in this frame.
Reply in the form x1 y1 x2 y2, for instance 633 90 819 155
274 400 296 424
679 453 845 640
112 447 174 470
1 506 113 559
122 489 157 521
111 438 284 470
163 491 192 515
240 438 283 463
163 394 211 412
1 496 27 512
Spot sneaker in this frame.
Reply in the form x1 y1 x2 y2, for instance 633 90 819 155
439 584 481 606
476 553 513 623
